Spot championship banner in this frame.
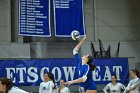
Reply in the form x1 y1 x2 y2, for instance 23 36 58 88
19 0 51 37
54 0 86 37
0 58 128 86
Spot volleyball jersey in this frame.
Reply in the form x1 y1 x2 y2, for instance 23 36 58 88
103 82 125 93
8 86 29 93
124 78 140 93
39 80 54 93
73 48 97 91
60 87 70 93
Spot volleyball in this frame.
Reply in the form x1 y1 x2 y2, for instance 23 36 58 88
71 30 80 40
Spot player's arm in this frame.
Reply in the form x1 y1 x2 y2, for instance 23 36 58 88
120 83 126 91
123 81 133 93
64 77 85 85
127 79 140 91
64 65 89 85
73 35 87 55
39 83 42 93
73 36 87 63
123 85 130 93
64 74 87 85
103 84 110 93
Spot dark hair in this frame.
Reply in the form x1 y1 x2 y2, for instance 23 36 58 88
111 75 117 79
87 56 96 71
0 77 12 93
131 69 140 78
48 73 56 88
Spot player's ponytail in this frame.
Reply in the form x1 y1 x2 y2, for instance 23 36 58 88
87 56 96 71
48 72 56 89
58 87 62 93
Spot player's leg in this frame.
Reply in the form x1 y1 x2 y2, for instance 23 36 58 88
86 90 97 93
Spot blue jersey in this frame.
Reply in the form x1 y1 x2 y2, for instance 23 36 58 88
74 53 97 91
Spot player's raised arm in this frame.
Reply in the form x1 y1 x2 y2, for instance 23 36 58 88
73 35 87 55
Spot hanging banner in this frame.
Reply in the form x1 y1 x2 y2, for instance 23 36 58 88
19 0 51 37
54 0 86 37
0 58 129 86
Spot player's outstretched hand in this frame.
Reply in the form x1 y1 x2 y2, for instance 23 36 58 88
83 35 87 40
64 81 74 85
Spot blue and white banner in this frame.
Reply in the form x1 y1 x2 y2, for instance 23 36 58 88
19 0 51 37
0 58 128 86
54 0 86 37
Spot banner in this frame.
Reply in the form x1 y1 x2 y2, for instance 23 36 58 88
0 58 128 86
54 0 86 37
19 0 51 37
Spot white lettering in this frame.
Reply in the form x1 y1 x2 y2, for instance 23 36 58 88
93 66 101 81
52 67 61 82
63 67 76 81
113 66 122 80
103 66 111 81
16 68 26 83
40 67 49 81
4 65 125 84
6 68 16 83
27 67 38 82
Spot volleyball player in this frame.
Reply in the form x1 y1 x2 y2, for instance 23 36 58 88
39 72 55 93
103 75 125 93
58 80 70 93
64 36 97 93
0 77 29 93
123 69 140 93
